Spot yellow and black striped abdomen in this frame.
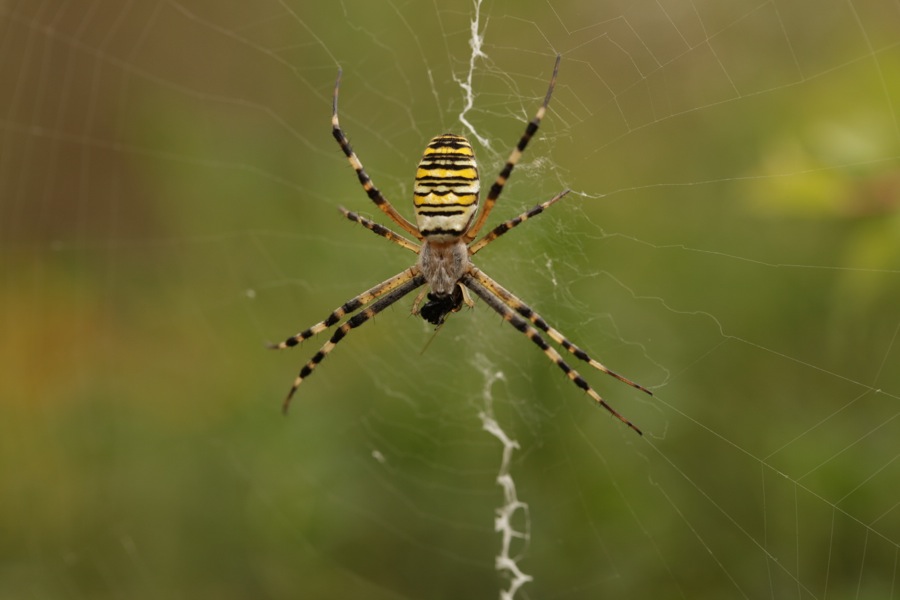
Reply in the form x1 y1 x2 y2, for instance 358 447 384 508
414 134 480 242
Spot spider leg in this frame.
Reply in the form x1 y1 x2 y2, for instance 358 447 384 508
280 272 426 413
332 69 422 240
269 268 420 350
411 288 428 315
462 272 642 435
340 207 420 254
468 267 652 396
468 189 570 255
464 54 561 243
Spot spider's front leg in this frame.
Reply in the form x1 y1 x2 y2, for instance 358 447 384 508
277 272 427 413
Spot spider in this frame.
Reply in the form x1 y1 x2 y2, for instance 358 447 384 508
270 55 652 434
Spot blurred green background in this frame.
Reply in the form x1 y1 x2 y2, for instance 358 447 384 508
2 0 899 598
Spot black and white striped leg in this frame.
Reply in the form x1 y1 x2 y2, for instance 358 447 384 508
281 273 426 413
462 272 643 435
332 69 422 240
468 267 652 396
468 189 570 255
340 207 420 254
464 54 561 242
269 268 420 351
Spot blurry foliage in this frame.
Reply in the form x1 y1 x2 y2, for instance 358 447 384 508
2 0 899 598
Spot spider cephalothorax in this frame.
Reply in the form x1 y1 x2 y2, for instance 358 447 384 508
270 55 652 434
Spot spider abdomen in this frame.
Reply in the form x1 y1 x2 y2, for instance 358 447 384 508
413 134 480 242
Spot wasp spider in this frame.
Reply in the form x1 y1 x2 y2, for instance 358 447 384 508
271 55 652 434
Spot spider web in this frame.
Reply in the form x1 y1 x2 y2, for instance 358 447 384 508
2 0 899 598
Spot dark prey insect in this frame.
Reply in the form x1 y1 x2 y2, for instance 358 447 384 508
270 55 652 434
